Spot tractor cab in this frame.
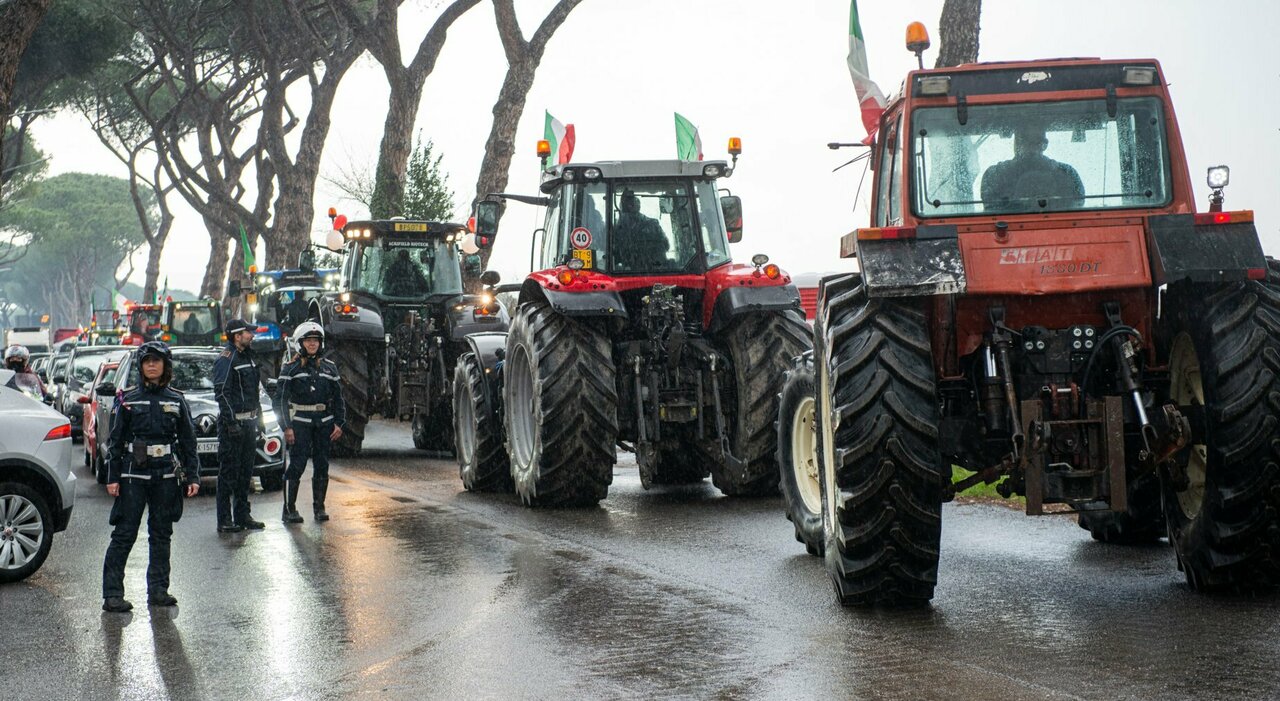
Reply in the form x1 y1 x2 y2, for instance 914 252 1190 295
160 299 225 347
333 219 466 309
121 303 163 345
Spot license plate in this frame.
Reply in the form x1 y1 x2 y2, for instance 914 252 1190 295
393 222 428 232
571 248 593 269
197 441 218 453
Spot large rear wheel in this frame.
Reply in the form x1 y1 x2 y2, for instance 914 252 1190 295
328 340 371 457
818 274 944 607
1160 262 1280 592
777 351 823 556
708 311 812 497
454 352 511 492
505 302 617 507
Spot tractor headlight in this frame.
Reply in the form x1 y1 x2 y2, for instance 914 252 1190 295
1207 165 1230 189
703 164 723 178
751 253 769 267
583 167 601 180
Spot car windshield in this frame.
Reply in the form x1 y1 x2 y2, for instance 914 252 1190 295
911 96 1172 217
172 307 218 335
172 354 216 392
72 349 127 384
352 239 463 300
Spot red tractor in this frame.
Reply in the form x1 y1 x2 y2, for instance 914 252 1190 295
120 302 163 346
778 44 1280 605
456 142 811 506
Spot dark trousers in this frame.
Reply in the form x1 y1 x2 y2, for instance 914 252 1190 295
216 421 257 525
102 465 182 598
285 416 331 506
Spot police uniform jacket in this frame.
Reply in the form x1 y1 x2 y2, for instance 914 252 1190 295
274 356 346 432
107 383 199 485
212 343 261 423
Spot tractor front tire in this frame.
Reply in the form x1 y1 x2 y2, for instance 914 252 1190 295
504 302 617 507
708 310 812 497
1160 259 1280 592
817 274 944 607
777 351 823 556
453 352 511 492
328 340 370 457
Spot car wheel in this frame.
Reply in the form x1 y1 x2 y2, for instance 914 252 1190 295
0 482 54 584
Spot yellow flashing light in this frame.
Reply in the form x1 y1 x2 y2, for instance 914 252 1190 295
536 140 552 158
727 137 742 156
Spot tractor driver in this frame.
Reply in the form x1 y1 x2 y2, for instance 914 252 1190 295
383 248 430 297
980 123 1084 212
613 189 667 270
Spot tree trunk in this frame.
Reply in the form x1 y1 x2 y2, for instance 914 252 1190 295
370 73 423 218
934 0 982 68
471 61 536 273
201 229 232 300
142 220 170 303
0 0 52 184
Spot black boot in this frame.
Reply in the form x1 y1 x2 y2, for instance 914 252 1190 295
148 590 178 607
103 597 133 613
282 479 303 524
313 476 330 522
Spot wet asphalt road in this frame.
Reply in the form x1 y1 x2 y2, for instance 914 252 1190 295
4 420 1279 700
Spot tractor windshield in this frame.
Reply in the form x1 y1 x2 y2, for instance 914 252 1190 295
350 239 463 301
911 96 1173 217
556 180 727 274
171 306 219 336
259 288 323 326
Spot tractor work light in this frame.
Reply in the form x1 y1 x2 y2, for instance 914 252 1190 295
566 257 585 271
1121 66 1157 86
1206 165 1230 189
583 167 601 180
751 253 769 267
703 164 723 178
562 169 576 182
918 75 951 96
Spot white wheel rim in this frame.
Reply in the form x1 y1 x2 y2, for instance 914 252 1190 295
0 494 44 570
1169 332 1207 518
819 354 839 543
791 394 822 515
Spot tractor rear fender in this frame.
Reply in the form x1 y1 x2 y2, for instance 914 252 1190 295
449 298 511 341
706 284 803 333
311 295 386 343
518 278 628 319
845 225 967 299
464 332 509 404
1147 214 1267 284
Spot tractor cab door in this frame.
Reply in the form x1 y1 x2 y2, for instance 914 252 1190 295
872 111 904 228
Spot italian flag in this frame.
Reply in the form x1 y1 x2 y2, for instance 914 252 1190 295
847 0 886 138
544 111 575 164
674 112 703 161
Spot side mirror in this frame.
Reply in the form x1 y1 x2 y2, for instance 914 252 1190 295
227 280 243 297
95 382 116 397
475 201 501 248
721 195 743 243
479 270 502 287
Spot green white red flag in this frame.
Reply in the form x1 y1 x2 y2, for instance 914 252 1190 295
847 0 886 137
674 112 703 161
544 111 575 164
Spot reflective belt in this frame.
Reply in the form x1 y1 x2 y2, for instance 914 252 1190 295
121 472 178 480
143 444 172 458
290 403 326 412
234 411 258 421
290 415 333 424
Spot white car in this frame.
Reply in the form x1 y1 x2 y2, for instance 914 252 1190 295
0 369 75 583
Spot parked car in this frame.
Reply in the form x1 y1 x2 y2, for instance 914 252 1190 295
99 347 285 489
56 345 127 440
82 360 122 483
28 353 49 384
0 369 74 584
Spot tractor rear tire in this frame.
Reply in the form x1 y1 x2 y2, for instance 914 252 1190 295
708 310 812 497
328 340 370 457
777 351 823 556
1076 473 1164 544
504 302 617 507
453 352 511 492
817 274 944 607
1159 259 1280 592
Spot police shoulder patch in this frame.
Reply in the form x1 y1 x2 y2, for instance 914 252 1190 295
219 349 232 358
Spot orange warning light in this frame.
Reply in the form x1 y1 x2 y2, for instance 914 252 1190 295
727 137 742 156
536 140 552 158
905 22 930 54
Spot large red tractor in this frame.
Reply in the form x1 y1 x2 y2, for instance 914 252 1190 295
455 143 811 506
778 48 1280 605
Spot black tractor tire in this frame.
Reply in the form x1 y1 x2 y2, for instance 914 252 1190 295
817 274 944 607
504 302 616 507
328 340 371 457
1076 473 1164 544
1159 259 1280 592
707 310 812 497
0 482 54 584
777 351 823 556
649 427 710 486
411 403 454 453
453 352 511 492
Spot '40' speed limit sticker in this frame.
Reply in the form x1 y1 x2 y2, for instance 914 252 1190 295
570 227 592 250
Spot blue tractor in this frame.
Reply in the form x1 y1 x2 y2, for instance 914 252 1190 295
249 251 340 377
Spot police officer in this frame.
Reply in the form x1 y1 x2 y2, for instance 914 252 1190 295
3 344 46 400
275 322 345 523
102 342 199 612
212 318 265 533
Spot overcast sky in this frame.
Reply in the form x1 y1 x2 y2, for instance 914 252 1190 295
34 0 1280 288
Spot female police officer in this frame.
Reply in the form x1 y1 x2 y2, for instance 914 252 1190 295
275 322 345 523
102 341 199 613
